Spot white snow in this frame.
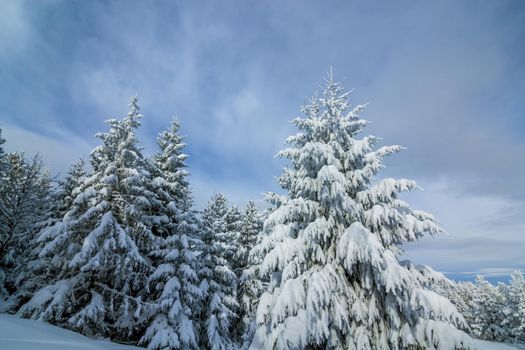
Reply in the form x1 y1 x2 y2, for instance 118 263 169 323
474 339 525 350
0 314 140 350
1 314 523 350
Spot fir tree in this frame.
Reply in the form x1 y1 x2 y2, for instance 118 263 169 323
0 153 51 303
236 201 264 349
502 271 525 341
433 272 525 343
471 276 507 341
141 119 202 350
16 98 155 340
154 119 192 212
234 202 263 278
250 74 471 350
57 159 88 220
436 281 477 334
7 160 87 311
199 194 238 350
227 204 243 278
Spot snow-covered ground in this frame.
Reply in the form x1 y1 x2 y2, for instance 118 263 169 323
0 314 140 350
475 339 525 350
0 313 523 350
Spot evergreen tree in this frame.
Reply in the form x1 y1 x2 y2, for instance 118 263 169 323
455 282 477 328
57 159 88 220
199 194 238 350
141 119 202 350
502 271 525 341
227 204 243 278
250 74 471 349
433 273 525 343
0 153 51 303
234 202 263 278
7 160 87 311
153 119 192 212
438 281 477 334
236 201 264 349
517 285 525 342
471 276 507 341
16 98 155 340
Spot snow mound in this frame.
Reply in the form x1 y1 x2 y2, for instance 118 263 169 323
0 314 140 350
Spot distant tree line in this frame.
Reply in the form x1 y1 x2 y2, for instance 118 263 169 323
434 271 525 343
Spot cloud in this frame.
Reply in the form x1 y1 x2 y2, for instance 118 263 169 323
402 179 525 277
189 172 268 210
0 0 31 56
451 268 523 279
0 0 523 282
2 124 93 175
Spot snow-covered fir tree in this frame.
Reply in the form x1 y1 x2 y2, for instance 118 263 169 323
16 98 155 340
235 202 263 278
141 119 202 350
239 256 265 350
28 160 87 248
456 282 477 331
56 159 88 221
152 119 193 213
6 160 88 312
501 271 525 341
435 280 477 334
432 272 525 343
0 154 49 264
227 204 243 278
0 153 51 304
199 194 238 350
249 74 471 350
470 275 507 341
236 201 265 349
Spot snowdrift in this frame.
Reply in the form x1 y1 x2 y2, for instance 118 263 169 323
0 314 140 350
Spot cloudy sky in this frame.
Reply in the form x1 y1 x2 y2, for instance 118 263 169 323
1 0 524 282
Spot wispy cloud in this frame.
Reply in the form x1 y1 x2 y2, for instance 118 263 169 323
2 123 92 174
450 268 523 279
1 0 524 281
0 0 32 56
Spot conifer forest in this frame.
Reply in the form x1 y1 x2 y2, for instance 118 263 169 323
1 1 524 350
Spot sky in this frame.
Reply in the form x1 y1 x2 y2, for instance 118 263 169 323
0 0 524 282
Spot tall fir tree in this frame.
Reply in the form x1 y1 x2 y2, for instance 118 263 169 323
250 74 471 350
16 98 155 340
236 201 264 348
141 119 202 350
199 194 238 350
154 119 192 212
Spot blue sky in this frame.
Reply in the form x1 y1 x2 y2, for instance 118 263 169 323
1 0 524 282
